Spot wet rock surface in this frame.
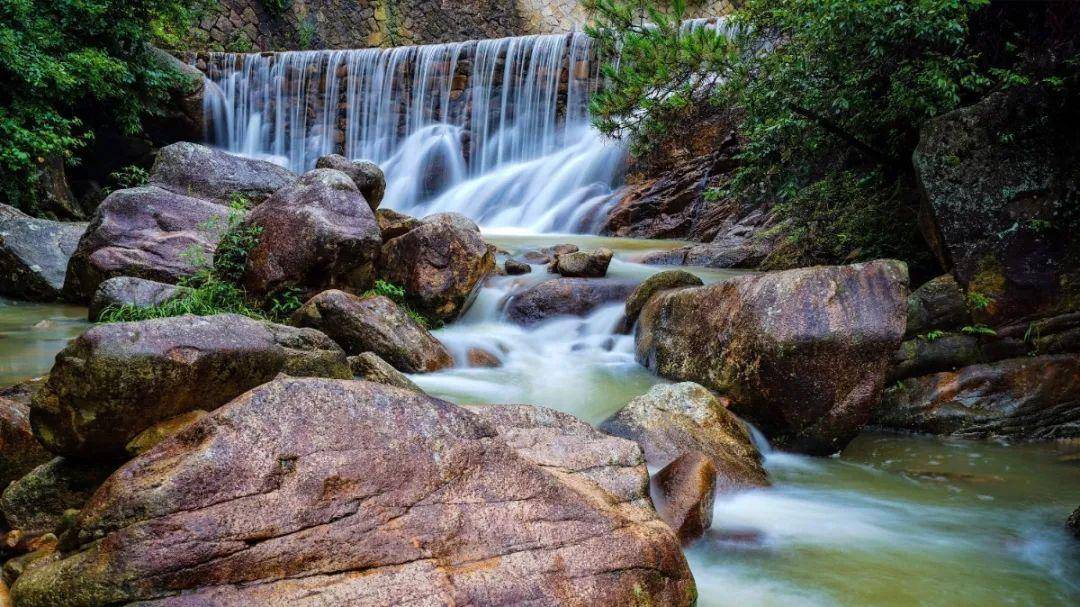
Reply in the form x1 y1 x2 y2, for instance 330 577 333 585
291 290 452 373
314 154 385 209
505 278 636 326
0 205 86 302
378 218 494 323
466 403 653 510
241 169 382 300
653 451 717 544
623 269 704 329
87 276 185 322
150 142 295 205
905 274 970 337
29 314 349 459
12 378 695 607
553 247 613 278
61 186 229 303
914 84 1080 325
601 382 767 491
347 353 424 393
636 260 909 454
873 354 1080 441
1 458 114 536
0 397 52 490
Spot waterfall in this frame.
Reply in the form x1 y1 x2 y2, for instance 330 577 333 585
196 33 626 233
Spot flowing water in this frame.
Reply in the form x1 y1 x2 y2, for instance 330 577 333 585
35 29 1055 604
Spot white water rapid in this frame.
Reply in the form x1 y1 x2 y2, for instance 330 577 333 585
198 32 624 233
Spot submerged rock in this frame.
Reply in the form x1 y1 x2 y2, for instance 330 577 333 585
12 378 695 606
636 260 909 454
466 347 502 368
914 84 1080 325
0 397 52 490
518 244 578 265
554 247 613 278
61 186 229 303
873 354 1080 441
291 290 452 373
347 353 424 393
0 205 86 302
601 382 767 491
30 314 350 459
241 169 382 300
1 458 114 536
505 278 636 326
314 154 385 209
150 142 295 205
87 276 185 322
504 258 532 275
653 452 717 544
378 219 494 323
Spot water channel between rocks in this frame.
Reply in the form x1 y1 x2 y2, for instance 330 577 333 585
3 234 1077 605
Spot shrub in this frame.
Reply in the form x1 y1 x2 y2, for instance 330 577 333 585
0 0 201 214
586 0 1079 268
363 279 439 329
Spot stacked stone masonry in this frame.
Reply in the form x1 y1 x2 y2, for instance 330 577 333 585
187 0 736 51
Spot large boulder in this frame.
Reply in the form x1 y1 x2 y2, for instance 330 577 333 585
1 458 113 536
889 333 985 382
87 276 185 322
315 154 385 210
29 314 350 459
12 378 695 606
636 260 909 454
600 382 767 490
465 404 652 510
0 397 52 490
873 354 1080 441
374 208 419 240
378 219 494 323
914 84 1080 325
653 452 717 544
505 278 636 327
0 205 86 301
241 169 382 300
61 186 229 303
150 142 295 205
290 290 452 373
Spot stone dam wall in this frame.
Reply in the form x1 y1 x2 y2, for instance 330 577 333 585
186 0 736 51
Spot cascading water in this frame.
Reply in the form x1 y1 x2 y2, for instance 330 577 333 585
197 32 625 233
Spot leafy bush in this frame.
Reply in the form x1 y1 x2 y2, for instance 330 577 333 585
587 0 1079 268
0 0 200 214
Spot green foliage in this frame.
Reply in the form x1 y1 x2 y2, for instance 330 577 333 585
967 290 993 311
922 329 945 342
0 0 201 213
267 287 304 320
587 0 1075 268
585 0 735 157
97 272 264 323
211 194 262 284
298 19 317 50
106 165 150 193
362 279 439 329
961 324 997 337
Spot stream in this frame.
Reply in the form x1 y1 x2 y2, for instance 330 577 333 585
4 235 1076 605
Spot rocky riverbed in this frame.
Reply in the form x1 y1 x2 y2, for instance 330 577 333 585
0 135 1074 605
